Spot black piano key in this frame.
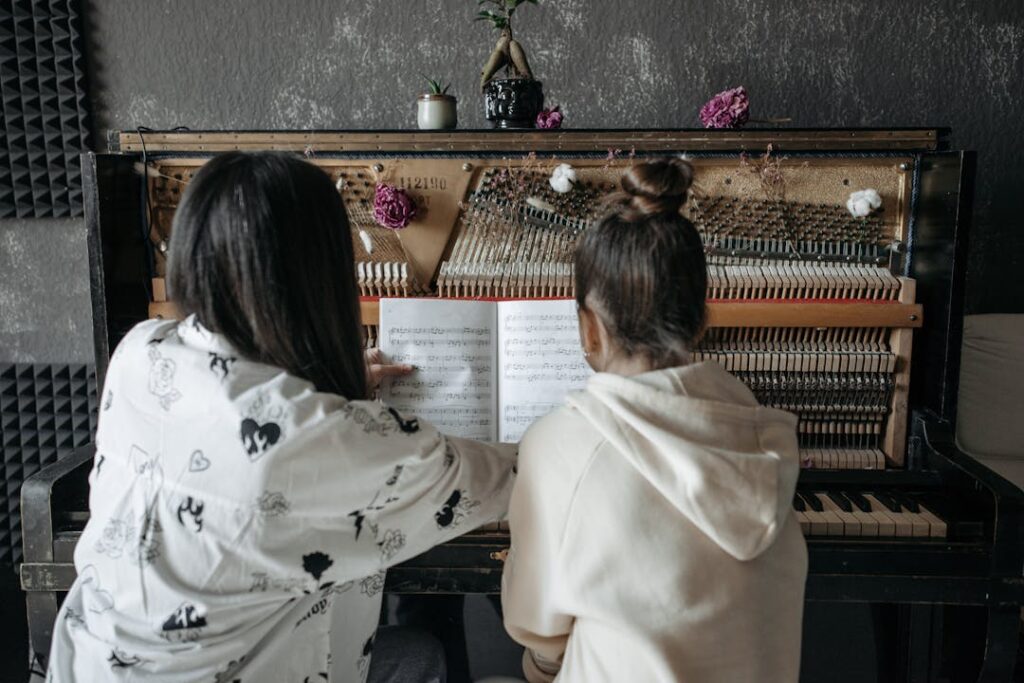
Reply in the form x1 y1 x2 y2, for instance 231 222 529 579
827 491 853 513
793 494 806 512
845 491 872 513
893 493 920 513
805 493 825 512
873 493 902 513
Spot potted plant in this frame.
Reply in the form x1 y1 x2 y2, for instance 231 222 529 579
417 77 457 130
476 0 544 129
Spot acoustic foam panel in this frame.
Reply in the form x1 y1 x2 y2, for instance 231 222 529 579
0 364 96 566
0 0 92 218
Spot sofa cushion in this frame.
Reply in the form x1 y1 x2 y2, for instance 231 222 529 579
957 314 1024 472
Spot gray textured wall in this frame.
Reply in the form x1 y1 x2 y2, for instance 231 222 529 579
2 0 1022 363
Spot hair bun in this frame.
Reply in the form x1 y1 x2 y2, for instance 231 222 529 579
617 158 694 218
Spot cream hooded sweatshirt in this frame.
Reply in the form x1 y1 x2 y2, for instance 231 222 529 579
502 362 808 683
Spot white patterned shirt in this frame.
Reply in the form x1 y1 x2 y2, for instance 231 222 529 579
47 316 517 682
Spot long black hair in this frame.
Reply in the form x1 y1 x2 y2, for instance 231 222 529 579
575 158 707 367
167 151 367 399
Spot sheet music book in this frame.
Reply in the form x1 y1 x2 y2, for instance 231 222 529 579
380 298 593 442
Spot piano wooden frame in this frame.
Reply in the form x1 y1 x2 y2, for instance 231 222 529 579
20 129 1024 681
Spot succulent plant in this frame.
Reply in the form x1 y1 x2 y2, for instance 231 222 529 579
475 0 537 89
423 76 452 96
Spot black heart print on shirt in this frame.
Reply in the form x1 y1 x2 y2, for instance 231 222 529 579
240 418 281 459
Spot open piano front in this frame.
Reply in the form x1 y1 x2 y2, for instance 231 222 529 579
20 129 1024 680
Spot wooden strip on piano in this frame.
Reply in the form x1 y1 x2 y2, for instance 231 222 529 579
357 300 923 329
148 301 179 319
149 280 923 330
113 129 942 154
883 277 917 466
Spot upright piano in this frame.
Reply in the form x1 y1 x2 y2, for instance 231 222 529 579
20 129 1024 681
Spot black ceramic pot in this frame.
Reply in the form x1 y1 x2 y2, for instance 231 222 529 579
483 78 544 129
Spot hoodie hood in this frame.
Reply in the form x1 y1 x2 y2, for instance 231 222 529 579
566 362 800 561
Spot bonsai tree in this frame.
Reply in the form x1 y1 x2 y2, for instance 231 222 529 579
476 0 536 90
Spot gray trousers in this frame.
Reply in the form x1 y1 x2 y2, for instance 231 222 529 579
367 626 447 683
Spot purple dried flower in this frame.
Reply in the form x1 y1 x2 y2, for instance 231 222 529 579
373 183 418 230
535 106 563 130
699 86 750 129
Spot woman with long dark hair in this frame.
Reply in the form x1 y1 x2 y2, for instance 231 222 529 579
46 152 516 682
501 159 808 682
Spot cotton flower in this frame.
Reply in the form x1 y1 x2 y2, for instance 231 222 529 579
549 163 577 194
846 189 882 217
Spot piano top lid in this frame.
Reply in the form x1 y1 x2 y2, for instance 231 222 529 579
110 128 948 154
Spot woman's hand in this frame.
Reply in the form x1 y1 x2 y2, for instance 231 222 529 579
365 348 415 391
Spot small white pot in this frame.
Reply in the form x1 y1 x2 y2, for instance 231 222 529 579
417 94 457 130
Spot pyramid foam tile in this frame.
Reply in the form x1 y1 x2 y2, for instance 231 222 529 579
0 363 96 566
0 0 91 218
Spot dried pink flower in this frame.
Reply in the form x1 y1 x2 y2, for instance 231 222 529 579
535 106 563 129
373 184 417 230
699 86 750 129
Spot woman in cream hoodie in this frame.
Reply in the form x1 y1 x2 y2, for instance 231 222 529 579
501 158 808 683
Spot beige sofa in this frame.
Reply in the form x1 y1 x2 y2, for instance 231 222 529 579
957 314 1024 486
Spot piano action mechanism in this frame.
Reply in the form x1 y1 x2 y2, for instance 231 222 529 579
20 129 1024 680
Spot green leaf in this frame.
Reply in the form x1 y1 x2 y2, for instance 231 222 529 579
475 10 507 28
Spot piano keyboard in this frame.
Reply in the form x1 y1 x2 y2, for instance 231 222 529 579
477 490 947 539
794 491 946 538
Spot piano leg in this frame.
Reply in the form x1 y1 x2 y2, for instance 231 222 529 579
976 605 1019 683
897 604 941 683
908 605 939 683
